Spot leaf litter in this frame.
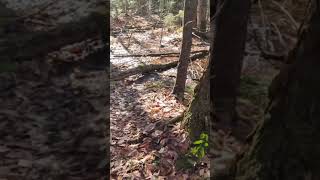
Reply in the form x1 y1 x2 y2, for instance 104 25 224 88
111 15 211 179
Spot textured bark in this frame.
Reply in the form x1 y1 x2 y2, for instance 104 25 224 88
172 0 197 100
210 0 250 126
182 64 211 141
235 8 320 180
182 0 214 140
182 0 250 140
197 0 207 32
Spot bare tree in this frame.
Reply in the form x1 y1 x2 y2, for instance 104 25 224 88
172 0 197 100
197 0 208 32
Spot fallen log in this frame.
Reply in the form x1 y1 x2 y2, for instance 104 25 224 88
111 51 209 81
110 49 286 81
113 49 285 61
112 49 209 58
1 12 107 62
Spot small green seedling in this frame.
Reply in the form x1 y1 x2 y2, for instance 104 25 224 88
190 133 208 159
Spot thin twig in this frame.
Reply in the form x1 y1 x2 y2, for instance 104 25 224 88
258 0 268 49
113 50 209 57
272 0 299 31
271 22 287 49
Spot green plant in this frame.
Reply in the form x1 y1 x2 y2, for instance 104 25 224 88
164 10 184 28
190 133 208 159
145 81 165 89
185 85 195 96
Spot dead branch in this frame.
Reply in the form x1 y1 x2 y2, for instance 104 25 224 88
113 49 209 58
271 0 299 31
192 29 212 42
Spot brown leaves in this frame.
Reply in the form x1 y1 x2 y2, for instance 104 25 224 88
110 15 212 178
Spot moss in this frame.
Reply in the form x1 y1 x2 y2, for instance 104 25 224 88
239 75 269 108
185 84 195 96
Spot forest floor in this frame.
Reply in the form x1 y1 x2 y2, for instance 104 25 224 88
110 15 210 179
0 1 107 179
110 14 281 179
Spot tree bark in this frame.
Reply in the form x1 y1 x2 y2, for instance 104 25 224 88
182 64 211 140
172 0 197 100
210 0 250 127
181 0 250 140
235 7 320 180
197 0 207 32
193 0 198 28
124 0 129 14
181 0 215 141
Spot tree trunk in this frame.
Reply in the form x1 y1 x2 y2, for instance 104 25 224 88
172 0 197 100
159 0 165 13
193 0 198 28
124 0 129 14
211 0 250 128
181 0 250 140
235 7 320 180
137 0 148 15
182 64 211 140
197 0 207 32
148 0 153 15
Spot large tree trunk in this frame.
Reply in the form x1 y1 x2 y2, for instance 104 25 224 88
182 63 211 140
211 0 250 128
172 0 197 100
181 0 250 140
235 7 320 180
197 0 207 32
181 0 214 141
